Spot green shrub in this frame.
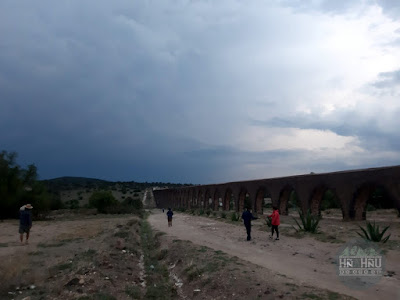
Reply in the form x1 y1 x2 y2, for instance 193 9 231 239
65 199 79 209
293 210 320 233
123 197 143 210
198 209 204 216
50 194 64 210
89 191 118 213
206 209 212 216
221 212 227 219
230 212 240 222
104 204 143 217
357 221 391 243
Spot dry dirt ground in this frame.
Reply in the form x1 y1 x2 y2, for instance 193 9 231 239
0 212 144 300
148 209 400 300
0 209 399 300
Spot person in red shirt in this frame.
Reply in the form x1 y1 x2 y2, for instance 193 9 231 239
268 206 280 240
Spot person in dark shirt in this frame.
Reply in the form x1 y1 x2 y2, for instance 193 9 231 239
241 207 257 241
19 204 33 244
166 208 173 227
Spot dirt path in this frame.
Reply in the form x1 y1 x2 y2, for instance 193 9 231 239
148 210 400 300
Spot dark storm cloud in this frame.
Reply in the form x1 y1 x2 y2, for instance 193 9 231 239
1 1 399 184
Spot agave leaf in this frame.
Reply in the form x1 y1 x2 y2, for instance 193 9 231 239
358 225 370 240
380 225 390 236
293 217 302 231
382 234 391 243
356 231 366 239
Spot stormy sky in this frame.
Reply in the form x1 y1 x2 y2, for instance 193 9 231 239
1 0 399 184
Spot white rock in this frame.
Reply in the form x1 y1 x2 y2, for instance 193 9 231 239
29 285 36 290
194 289 201 293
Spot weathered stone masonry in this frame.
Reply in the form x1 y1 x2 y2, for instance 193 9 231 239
154 165 400 221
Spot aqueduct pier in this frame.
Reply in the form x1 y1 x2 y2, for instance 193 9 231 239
153 165 400 220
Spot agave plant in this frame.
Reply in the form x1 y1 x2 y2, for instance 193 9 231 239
293 209 320 233
357 221 391 243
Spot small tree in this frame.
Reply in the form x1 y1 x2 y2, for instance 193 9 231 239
89 191 118 213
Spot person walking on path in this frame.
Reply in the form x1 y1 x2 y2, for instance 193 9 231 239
241 207 257 241
269 206 280 240
166 208 173 227
19 204 33 244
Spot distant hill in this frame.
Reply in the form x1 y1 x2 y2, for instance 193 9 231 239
42 176 192 193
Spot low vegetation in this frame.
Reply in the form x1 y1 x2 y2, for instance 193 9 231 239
293 210 320 233
357 221 391 243
140 219 176 299
265 216 272 227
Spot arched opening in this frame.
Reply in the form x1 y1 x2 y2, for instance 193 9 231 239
352 184 396 220
255 187 272 215
238 189 251 212
204 190 211 209
224 188 235 211
213 190 222 211
187 191 192 209
192 190 198 208
310 186 341 216
198 190 203 208
279 187 298 215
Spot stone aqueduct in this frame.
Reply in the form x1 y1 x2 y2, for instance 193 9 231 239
154 165 400 221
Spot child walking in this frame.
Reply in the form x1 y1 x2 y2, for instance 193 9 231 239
268 206 280 240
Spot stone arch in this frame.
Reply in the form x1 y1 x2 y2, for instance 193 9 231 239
351 183 396 220
224 188 234 211
310 185 327 216
278 185 298 215
214 189 222 211
238 188 251 212
197 190 204 208
204 189 211 209
309 185 341 216
255 186 272 215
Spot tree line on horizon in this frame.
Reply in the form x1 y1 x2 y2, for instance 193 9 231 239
0 150 193 219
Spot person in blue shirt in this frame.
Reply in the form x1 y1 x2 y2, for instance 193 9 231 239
167 208 173 227
241 207 257 241
19 204 33 244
